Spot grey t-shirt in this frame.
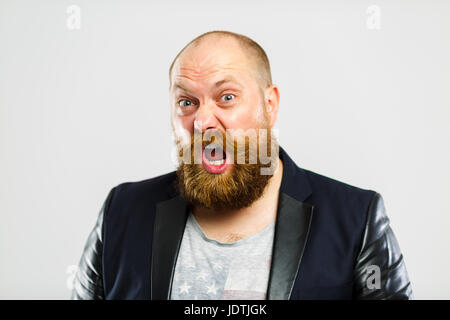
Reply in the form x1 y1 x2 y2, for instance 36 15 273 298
170 212 275 300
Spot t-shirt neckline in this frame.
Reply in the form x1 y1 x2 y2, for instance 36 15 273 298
188 211 275 247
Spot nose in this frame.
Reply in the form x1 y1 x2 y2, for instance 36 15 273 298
194 101 220 133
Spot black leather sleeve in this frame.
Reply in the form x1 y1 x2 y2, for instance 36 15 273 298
71 188 115 300
353 192 413 299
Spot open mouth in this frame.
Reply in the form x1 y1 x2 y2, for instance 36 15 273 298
204 143 226 164
202 143 229 173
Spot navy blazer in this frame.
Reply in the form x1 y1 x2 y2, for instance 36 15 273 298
72 147 413 300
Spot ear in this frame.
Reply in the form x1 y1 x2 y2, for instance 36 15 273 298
264 84 280 128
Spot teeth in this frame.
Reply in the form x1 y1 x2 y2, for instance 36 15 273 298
205 143 221 151
207 159 225 165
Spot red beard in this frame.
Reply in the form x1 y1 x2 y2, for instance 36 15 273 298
176 128 278 211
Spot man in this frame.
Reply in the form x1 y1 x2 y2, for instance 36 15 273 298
72 30 413 300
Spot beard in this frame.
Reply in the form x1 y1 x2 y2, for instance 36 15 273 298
175 126 279 211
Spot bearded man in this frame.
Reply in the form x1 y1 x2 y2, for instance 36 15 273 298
72 30 413 300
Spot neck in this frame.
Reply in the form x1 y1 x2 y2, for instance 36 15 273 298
192 158 284 242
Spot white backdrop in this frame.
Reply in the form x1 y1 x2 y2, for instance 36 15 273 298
1 0 449 299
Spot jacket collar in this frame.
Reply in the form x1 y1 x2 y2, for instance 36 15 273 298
151 146 314 300
278 146 312 202
267 146 314 299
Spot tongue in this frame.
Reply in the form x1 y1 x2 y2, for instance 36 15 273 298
205 147 225 161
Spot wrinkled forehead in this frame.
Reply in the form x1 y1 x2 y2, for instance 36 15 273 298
171 38 257 89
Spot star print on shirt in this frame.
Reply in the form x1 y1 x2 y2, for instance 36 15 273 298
179 281 191 294
211 261 223 271
196 270 208 281
206 281 218 295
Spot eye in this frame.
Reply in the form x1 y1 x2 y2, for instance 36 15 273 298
221 94 235 102
178 99 194 107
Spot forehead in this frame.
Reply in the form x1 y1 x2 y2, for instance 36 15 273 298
173 74 244 93
171 37 255 89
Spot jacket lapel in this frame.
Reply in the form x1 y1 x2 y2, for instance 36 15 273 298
151 195 189 300
267 192 314 299
266 147 315 300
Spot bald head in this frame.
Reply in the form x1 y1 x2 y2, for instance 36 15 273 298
169 30 272 93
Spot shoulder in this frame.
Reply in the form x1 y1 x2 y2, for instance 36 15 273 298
279 147 377 209
300 167 378 227
303 168 376 203
110 171 178 204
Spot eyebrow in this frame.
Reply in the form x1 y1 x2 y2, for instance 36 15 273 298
173 76 241 92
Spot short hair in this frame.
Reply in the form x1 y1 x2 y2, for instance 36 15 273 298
168 30 273 92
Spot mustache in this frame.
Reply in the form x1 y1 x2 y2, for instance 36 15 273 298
178 130 272 165
174 128 278 176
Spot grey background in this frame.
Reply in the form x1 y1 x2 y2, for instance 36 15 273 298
1 0 449 299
